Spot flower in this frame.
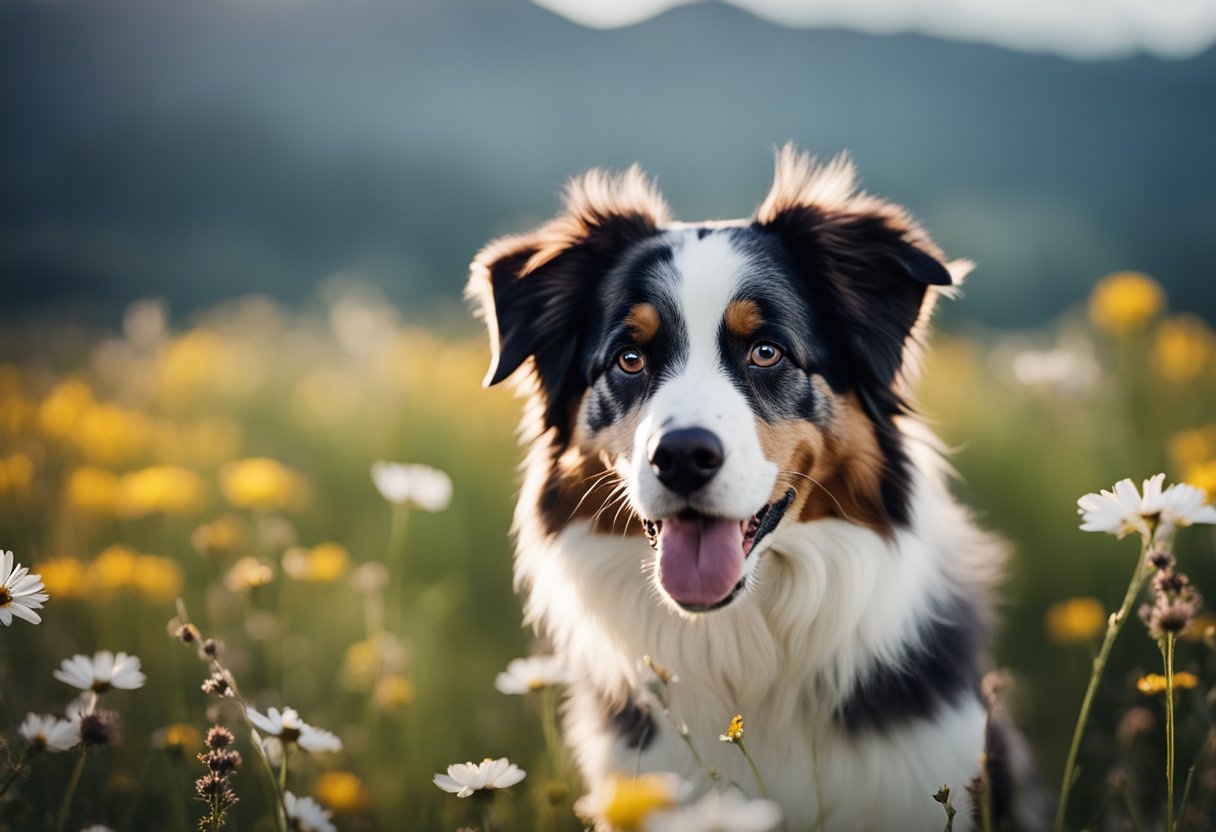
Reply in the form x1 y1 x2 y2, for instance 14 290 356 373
494 655 570 694
78 709 122 747
1153 314 1215 383
720 714 745 744
65 466 122 514
282 543 349 583
349 561 390 595
1077 474 1166 540
153 723 202 756
433 757 526 798
35 558 89 600
581 773 685 830
370 462 453 512
1088 271 1164 335
1044 597 1106 645
0 550 48 626
19 713 80 752
646 788 783 832
284 791 336 832
245 706 342 753
224 557 275 592
190 515 248 559
1184 460 1216 500
54 651 146 692
1182 613 1216 641
219 457 308 511
315 771 372 812
1137 672 1200 695
1158 481 1216 533
118 465 207 517
374 675 415 710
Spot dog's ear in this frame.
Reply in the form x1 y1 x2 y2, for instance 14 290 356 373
467 166 668 420
755 145 970 387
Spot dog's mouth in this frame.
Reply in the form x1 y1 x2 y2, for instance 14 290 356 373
642 488 795 613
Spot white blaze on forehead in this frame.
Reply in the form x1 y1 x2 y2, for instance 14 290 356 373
629 230 777 526
669 230 748 375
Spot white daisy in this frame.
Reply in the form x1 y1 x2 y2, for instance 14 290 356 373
370 462 453 512
245 706 342 754
53 651 146 693
1077 474 1166 539
494 655 570 695
1159 481 1216 533
0 550 49 626
283 791 336 832
645 788 783 832
433 757 526 798
18 713 80 752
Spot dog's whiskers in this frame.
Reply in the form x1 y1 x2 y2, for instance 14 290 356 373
776 469 853 521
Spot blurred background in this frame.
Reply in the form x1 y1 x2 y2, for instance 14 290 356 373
1 0 1215 830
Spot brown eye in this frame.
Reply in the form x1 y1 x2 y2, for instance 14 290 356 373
617 348 646 374
748 342 783 368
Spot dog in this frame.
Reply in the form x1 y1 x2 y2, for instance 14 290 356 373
468 146 1034 830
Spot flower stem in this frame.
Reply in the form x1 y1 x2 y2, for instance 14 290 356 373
54 749 88 832
1055 538 1151 832
1164 632 1177 831
1177 729 1215 827
0 746 33 800
736 739 769 799
539 686 562 778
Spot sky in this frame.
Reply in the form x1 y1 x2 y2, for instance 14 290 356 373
532 0 1216 59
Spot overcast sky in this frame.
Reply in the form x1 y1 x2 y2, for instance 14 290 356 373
532 0 1216 59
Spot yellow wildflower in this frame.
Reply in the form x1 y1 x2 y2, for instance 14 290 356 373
66 467 122 514
224 557 275 593
36 558 90 600
593 773 681 831
341 641 380 693
1044 597 1106 645
130 555 185 602
1169 425 1216 469
73 402 150 465
0 453 33 495
190 515 248 559
282 542 349 583
1153 314 1215 383
315 771 372 813
92 544 140 592
720 713 745 743
1137 672 1200 695
153 723 202 756
1184 459 1216 500
119 465 207 517
1088 271 1165 335
1182 613 1216 641
374 675 416 711
38 379 94 439
219 457 308 511
159 328 224 404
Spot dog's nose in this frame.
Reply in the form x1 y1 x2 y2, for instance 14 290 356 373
648 428 724 495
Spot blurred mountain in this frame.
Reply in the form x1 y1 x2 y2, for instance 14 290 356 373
1 0 1213 327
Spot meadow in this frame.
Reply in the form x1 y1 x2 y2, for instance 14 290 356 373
1 271 1214 831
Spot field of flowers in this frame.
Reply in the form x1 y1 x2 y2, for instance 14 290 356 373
1 272 1215 831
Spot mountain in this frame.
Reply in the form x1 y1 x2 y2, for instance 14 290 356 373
1 0 1212 327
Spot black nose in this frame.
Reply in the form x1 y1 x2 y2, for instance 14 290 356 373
648 428 724 496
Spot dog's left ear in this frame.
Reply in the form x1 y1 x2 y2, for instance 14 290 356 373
755 146 971 387
467 166 669 429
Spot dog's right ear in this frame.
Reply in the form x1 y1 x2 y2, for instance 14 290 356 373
466 167 669 399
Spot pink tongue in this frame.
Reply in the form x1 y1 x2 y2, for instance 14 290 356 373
657 515 745 608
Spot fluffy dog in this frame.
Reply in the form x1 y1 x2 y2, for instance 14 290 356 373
468 147 1031 830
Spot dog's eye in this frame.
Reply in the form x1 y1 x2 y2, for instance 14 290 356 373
748 342 783 368
617 348 646 374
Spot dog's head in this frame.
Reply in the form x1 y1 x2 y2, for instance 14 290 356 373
468 146 968 614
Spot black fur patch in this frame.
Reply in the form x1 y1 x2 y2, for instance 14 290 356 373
834 597 983 735
607 695 656 750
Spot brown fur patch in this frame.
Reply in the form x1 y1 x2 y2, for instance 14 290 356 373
756 393 892 534
537 447 640 537
724 299 763 339
625 302 660 344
